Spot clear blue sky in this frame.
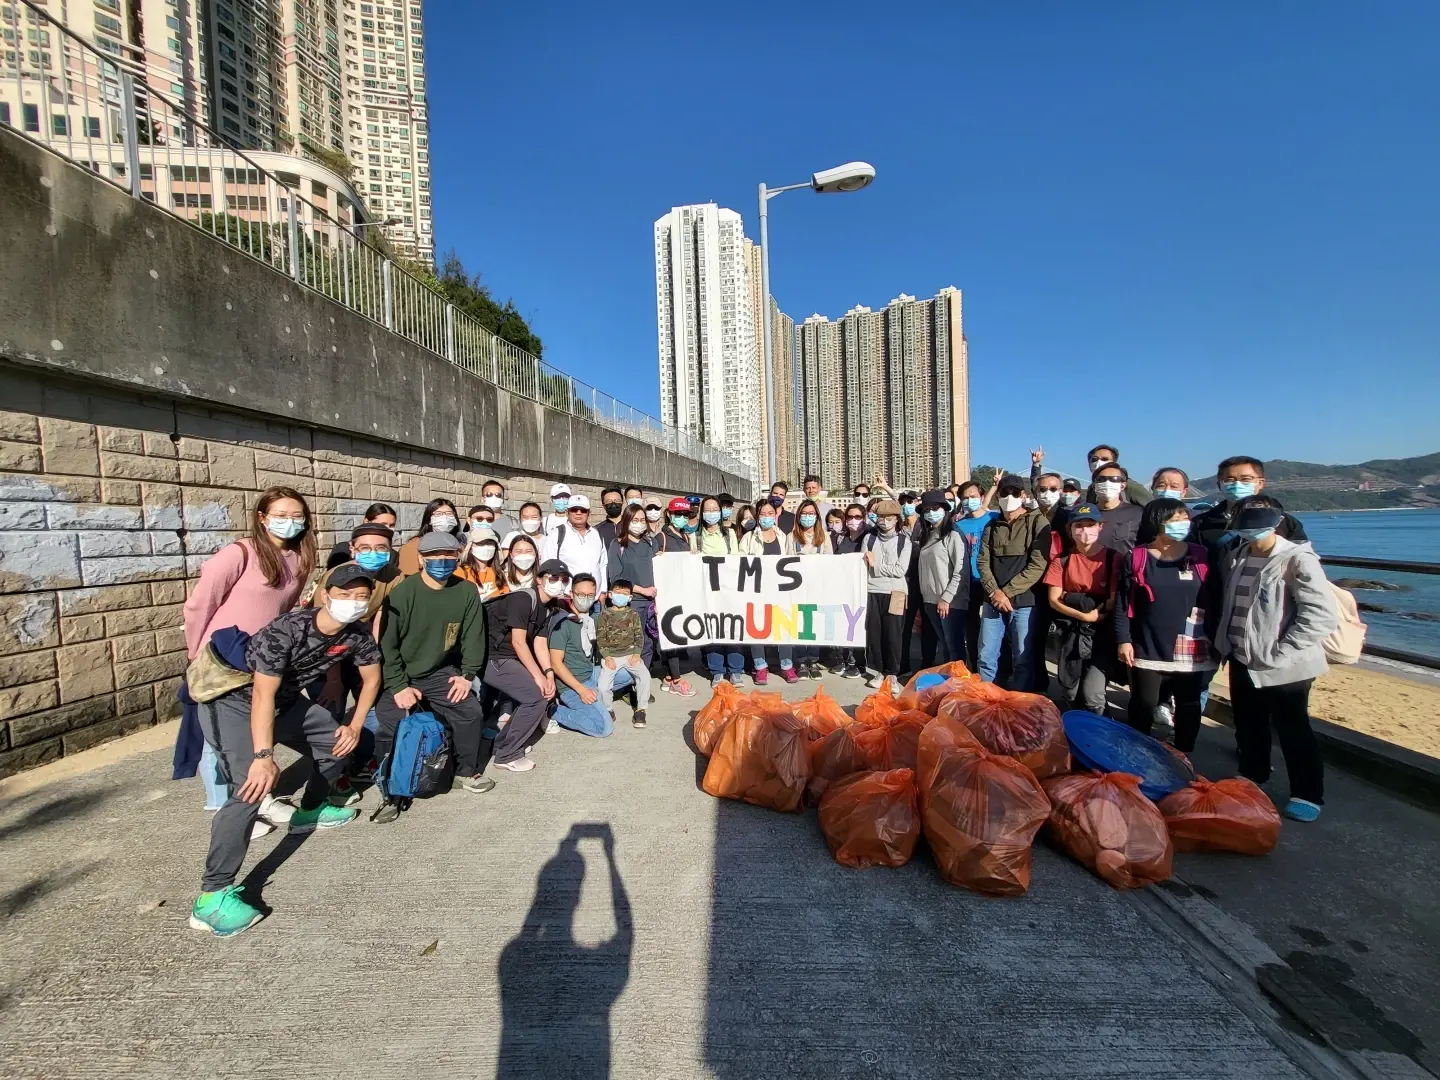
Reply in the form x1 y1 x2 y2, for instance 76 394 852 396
425 1 1439 483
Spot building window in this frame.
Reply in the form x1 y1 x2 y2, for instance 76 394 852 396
84 116 100 138
23 103 38 132
93 11 121 35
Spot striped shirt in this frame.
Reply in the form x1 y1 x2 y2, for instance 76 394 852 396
1226 551 1270 663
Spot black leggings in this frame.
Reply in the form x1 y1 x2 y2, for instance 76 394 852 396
1230 661 1323 804
1126 668 1205 752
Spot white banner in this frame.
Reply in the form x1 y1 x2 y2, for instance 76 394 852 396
652 553 869 649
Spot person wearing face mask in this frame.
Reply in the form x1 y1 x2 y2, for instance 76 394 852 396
475 480 517 539
765 481 796 533
643 498 667 539
372 533 491 806
1087 463 1144 554
188 564 382 936
1150 467 1191 502
477 542 558 777
543 483 574 537
1043 503 1119 712
1114 499 1215 752
786 499 833 679
595 486 625 547
594 578 651 728
895 491 924 675
1033 473 1064 522
830 504 872 678
825 507 845 541
1213 495 1337 822
738 498 799 684
915 490 970 669
605 504 659 672
456 522 506 601
397 498 463 577
624 485 646 509
952 480 997 671
326 502 397 570
545 572 617 738
692 495 747 685
852 483 871 502
178 486 318 831
647 497 700 698
858 500 914 688
976 475 1051 689
716 492 737 532
732 504 758 534
1189 456 1309 554
1085 444 1153 506
541 494 608 596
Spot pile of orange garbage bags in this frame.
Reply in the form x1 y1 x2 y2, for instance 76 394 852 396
691 660 1281 896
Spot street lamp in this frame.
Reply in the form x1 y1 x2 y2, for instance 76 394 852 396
348 216 403 232
758 161 875 484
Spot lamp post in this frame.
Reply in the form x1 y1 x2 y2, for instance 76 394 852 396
348 216 403 233
758 161 875 484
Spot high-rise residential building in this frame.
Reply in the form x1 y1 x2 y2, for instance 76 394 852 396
654 203 761 474
798 287 969 492
770 300 799 484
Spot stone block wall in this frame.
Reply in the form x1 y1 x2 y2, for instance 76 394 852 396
0 367 686 778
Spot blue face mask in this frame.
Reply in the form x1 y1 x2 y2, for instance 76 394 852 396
901 504 916 518
798 512 817 528
962 497 982 513
423 558 458 581
553 497 570 512
1163 521 1192 541
354 550 390 572
611 593 632 608
1223 481 1257 501
670 514 688 530
759 516 776 531
702 510 722 526
682 520 698 533
1239 527 1275 543
923 508 946 525
720 507 733 521
866 512 878 525
1153 487 1184 500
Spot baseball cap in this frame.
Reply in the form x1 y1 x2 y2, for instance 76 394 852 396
537 558 570 578
549 482 572 498
686 494 702 506
418 531 462 554
998 474 1030 493
467 523 498 546
327 563 374 590
717 492 734 507
1067 502 1102 522
1062 477 1083 491
567 493 591 511
499 530 522 553
667 496 691 513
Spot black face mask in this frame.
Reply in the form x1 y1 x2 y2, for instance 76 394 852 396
603 502 623 518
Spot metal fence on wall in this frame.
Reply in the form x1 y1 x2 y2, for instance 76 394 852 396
0 0 754 483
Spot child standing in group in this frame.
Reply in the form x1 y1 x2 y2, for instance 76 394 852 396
596 579 652 729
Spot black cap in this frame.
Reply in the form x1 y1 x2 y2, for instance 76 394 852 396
537 558 570 579
998 474 1030 493
327 563 375 590
717 492 734 507
1234 504 1285 532
351 522 393 542
1062 477 1083 491
919 488 949 509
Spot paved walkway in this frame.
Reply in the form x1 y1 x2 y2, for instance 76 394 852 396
0 671 1429 1079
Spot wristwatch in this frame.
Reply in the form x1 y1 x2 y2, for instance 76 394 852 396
254 748 274 760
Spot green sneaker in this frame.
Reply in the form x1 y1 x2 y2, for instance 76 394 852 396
189 885 263 938
288 803 358 834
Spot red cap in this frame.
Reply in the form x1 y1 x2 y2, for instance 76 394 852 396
667 496 692 513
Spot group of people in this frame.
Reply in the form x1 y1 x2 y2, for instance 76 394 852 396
177 452 1337 938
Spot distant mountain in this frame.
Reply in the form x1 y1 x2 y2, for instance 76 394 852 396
1191 453 1440 512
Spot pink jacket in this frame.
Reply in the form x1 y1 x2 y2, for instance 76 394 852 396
183 538 304 659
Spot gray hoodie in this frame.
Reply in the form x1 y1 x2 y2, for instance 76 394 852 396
917 530 968 606
1215 536 1337 688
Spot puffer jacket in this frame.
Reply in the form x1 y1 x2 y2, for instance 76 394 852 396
1214 537 1337 687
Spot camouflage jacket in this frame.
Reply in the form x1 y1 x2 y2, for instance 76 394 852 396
595 606 644 658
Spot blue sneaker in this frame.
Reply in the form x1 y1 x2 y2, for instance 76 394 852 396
1282 798 1321 822
190 885 263 937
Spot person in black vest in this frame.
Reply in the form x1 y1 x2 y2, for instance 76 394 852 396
1043 503 1118 713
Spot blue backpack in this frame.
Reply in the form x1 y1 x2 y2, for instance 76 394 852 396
383 711 453 800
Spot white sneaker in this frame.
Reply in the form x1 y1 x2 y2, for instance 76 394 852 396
249 819 276 841
258 793 295 825
493 758 536 773
1155 700 1176 730
546 718 559 734
864 675 881 689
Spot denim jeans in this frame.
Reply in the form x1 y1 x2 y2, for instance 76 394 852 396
552 668 613 738
978 602 1037 689
751 644 794 670
705 649 745 677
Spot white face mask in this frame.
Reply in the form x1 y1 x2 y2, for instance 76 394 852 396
429 514 457 533
1022 497 1038 511
1037 490 1061 507
327 597 368 624
483 495 504 510
998 494 1024 513
510 552 536 571
475 543 497 562
1095 480 1124 501
627 518 648 536
572 594 595 612
542 578 566 598
645 508 662 522
520 518 541 534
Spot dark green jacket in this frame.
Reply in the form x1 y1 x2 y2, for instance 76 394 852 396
978 509 1051 607
378 573 486 692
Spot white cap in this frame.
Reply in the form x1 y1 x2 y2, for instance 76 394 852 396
550 482 572 498
499 529 523 552
568 493 590 510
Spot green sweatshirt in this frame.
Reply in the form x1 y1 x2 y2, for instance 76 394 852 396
379 573 487 692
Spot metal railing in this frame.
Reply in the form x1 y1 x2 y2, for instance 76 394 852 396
1323 556 1440 671
0 0 755 484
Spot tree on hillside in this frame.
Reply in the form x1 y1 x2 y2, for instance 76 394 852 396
413 250 544 358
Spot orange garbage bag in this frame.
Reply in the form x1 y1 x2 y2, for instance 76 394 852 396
1158 777 1281 855
854 678 900 728
692 680 742 756
854 709 929 772
897 660 975 713
702 705 811 812
818 769 921 869
937 682 1070 779
806 722 870 804
919 740 1051 896
792 686 851 741
1043 772 1173 889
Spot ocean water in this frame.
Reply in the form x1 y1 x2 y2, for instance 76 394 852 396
1296 509 1440 660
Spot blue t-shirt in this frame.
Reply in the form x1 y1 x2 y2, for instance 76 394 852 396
954 511 998 579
